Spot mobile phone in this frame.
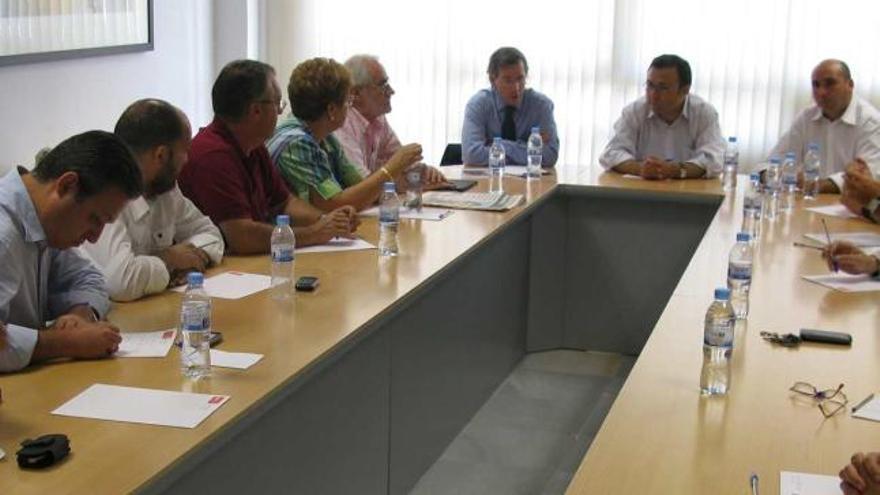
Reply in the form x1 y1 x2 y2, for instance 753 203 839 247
175 331 223 348
295 276 320 292
799 328 852 346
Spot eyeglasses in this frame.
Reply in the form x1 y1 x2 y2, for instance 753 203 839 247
371 79 393 94
789 381 849 418
645 81 678 94
258 99 287 115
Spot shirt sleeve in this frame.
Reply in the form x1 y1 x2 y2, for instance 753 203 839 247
275 136 345 201
462 95 491 165
599 105 640 170
844 118 880 191
46 248 110 319
685 104 725 178
538 99 560 167
170 187 225 266
0 323 38 372
79 220 169 302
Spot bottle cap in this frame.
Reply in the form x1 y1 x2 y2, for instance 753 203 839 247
728 136 737 143
785 151 796 159
276 214 290 226
493 136 502 143
749 172 761 181
187 272 204 287
383 181 396 191
808 142 820 151
736 232 751 242
769 156 781 164
531 126 540 133
714 287 730 300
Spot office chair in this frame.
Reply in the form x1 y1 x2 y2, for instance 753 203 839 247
439 143 462 166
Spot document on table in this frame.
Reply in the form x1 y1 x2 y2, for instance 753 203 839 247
210 350 263 370
360 206 454 221
852 395 880 422
52 384 230 429
806 204 860 219
422 191 524 211
117 329 177 358
295 237 376 254
503 166 551 178
173 271 270 299
780 471 842 495
802 273 880 292
803 232 880 247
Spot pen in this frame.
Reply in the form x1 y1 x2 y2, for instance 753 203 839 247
852 393 875 413
792 242 824 251
821 219 838 271
750 472 759 495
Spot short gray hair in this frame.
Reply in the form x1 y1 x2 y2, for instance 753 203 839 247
345 54 380 86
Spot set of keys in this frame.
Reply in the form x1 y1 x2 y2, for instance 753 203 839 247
759 331 802 347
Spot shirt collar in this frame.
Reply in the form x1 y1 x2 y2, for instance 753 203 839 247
492 88 528 114
128 195 151 221
348 106 371 129
647 95 692 123
0 168 48 244
209 118 251 161
810 98 858 125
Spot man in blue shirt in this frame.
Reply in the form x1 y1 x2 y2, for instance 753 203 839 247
461 47 560 166
0 130 143 372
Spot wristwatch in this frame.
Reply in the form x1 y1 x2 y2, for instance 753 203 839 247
862 196 880 223
678 164 688 179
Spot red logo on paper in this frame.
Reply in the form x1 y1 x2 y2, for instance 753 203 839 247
162 330 174 339
208 396 224 404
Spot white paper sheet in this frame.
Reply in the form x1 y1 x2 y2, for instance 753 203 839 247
52 384 230 429
295 237 376 254
802 273 880 292
117 329 177 358
780 471 842 495
503 166 551 178
806 204 861 219
173 271 270 299
360 206 454 221
210 350 264 370
803 232 880 247
852 395 880 422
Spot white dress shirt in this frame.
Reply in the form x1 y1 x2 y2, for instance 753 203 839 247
599 94 725 178
80 185 224 302
768 96 880 190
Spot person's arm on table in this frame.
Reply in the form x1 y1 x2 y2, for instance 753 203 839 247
461 96 491 165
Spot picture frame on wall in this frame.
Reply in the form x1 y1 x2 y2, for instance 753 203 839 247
0 0 154 67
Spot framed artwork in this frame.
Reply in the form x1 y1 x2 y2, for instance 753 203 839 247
0 0 153 66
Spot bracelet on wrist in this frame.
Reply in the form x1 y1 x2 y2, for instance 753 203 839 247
380 167 394 182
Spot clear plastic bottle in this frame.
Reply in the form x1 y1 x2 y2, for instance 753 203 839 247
803 143 821 200
526 127 543 179
488 137 506 193
764 156 782 220
780 151 798 212
722 136 739 191
378 181 400 257
180 272 212 379
742 173 763 241
727 232 753 319
700 288 735 396
404 163 424 211
271 214 295 300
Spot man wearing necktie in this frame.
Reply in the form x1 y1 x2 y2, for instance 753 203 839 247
462 47 560 167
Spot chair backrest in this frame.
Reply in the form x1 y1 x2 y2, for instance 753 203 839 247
439 143 462 166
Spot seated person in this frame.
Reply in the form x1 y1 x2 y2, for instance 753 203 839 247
462 46 559 167
336 54 446 185
0 131 143 372
266 57 422 212
599 54 724 180
768 59 880 193
840 451 880 495
179 59 358 254
81 99 225 301
823 241 880 277
841 158 880 222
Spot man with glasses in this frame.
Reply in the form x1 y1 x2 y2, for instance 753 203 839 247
462 46 560 167
600 54 724 180
179 59 358 255
768 59 880 194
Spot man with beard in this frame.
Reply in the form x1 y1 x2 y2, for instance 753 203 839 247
81 99 224 301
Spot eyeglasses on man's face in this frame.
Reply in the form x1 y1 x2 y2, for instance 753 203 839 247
789 381 849 418
258 99 287 115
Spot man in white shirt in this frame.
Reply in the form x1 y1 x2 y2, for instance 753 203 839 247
599 54 725 180
768 59 880 193
81 99 224 301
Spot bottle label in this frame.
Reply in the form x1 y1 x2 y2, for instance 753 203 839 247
272 247 294 262
728 264 752 281
704 323 734 347
182 311 209 332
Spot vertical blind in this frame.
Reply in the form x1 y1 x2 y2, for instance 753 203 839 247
281 0 880 173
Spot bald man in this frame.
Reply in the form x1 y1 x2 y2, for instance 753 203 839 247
768 59 880 193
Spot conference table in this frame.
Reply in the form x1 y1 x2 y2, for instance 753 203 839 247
0 167 877 495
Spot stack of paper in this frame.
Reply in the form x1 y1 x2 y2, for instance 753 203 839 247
779 471 842 494
805 204 860 219
422 191 524 211
295 237 376 254
803 232 880 247
172 271 270 299
802 273 880 292
360 206 454 221
117 329 177 358
852 395 880 422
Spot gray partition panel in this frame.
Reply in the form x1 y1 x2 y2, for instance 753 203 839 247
144 328 391 495
389 218 531 495
526 195 568 351
560 187 720 354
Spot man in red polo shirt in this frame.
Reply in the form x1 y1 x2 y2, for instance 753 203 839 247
180 59 358 254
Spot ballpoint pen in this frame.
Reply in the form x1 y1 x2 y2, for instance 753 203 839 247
750 472 759 495
853 393 875 413
792 241 824 251
821 218 838 271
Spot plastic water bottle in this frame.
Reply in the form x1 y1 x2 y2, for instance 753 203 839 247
727 232 753 319
180 272 211 379
722 136 738 191
378 182 400 256
741 173 763 241
700 288 735 396
764 156 781 220
526 127 543 179
404 163 424 211
270 214 295 300
488 137 505 193
803 143 821 200
781 151 798 212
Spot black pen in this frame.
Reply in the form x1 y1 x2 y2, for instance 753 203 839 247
750 472 759 495
852 393 875 413
821 219 838 271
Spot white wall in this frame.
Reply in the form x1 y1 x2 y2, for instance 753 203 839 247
0 0 215 173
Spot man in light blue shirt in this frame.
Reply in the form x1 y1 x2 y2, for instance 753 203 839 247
461 47 560 167
0 130 143 372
